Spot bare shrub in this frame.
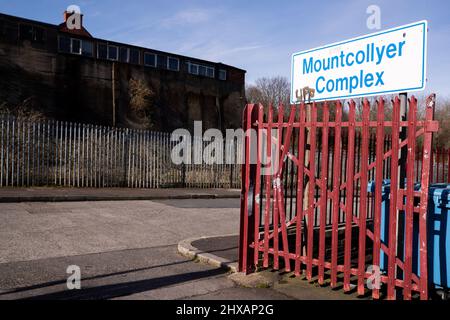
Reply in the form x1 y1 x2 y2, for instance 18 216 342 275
0 96 47 122
128 78 156 129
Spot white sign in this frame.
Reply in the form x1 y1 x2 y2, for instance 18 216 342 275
291 21 427 103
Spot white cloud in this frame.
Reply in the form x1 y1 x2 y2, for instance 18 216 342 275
176 39 265 62
160 8 216 28
218 45 266 57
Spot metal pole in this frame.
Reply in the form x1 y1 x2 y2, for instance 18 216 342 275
303 103 311 260
399 93 408 188
112 62 117 127
396 92 407 291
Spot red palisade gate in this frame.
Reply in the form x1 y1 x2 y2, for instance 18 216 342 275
238 94 439 300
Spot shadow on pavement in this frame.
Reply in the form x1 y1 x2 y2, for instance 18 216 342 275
0 259 197 298
22 267 226 300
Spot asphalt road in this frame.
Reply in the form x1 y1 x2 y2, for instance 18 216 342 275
0 198 291 300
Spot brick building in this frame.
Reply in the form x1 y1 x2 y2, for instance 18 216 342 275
0 11 246 132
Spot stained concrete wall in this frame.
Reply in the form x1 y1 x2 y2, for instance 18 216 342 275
0 15 245 132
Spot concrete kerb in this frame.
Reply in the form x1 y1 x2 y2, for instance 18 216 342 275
0 193 241 203
178 235 282 289
177 235 239 273
177 236 360 298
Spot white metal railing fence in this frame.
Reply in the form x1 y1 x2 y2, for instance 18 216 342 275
0 114 242 189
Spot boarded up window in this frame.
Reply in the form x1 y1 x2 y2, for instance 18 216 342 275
18 24 45 43
157 55 167 69
19 24 33 41
82 41 94 57
33 27 45 43
97 43 107 59
130 49 140 64
119 47 129 62
0 19 4 38
108 45 118 60
3 21 18 42
206 67 215 78
199 65 207 77
58 36 71 53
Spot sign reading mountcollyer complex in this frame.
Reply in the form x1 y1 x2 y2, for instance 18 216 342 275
291 21 427 103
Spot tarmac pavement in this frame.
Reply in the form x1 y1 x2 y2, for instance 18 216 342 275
0 244 290 300
0 197 291 300
0 194 359 300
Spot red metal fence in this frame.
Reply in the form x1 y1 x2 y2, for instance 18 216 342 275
239 95 439 300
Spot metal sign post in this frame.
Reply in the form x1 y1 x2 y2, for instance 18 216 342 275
399 92 408 187
395 92 408 297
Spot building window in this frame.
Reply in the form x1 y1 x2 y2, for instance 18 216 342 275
144 52 156 67
188 63 199 75
168 57 179 71
119 47 129 62
187 62 216 78
58 36 71 53
82 41 94 57
71 38 81 54
219 69 227 81
33 27 45 43
97 43 107 59
58 36 93 57
108 45 118 61
129 49 140 64
206 67 215 78
2 21 18 42
198 65 207 77
19 24 33 41
157 55 167 69
19 24 45 42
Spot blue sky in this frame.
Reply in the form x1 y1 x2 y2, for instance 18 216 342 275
1 0 449 98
